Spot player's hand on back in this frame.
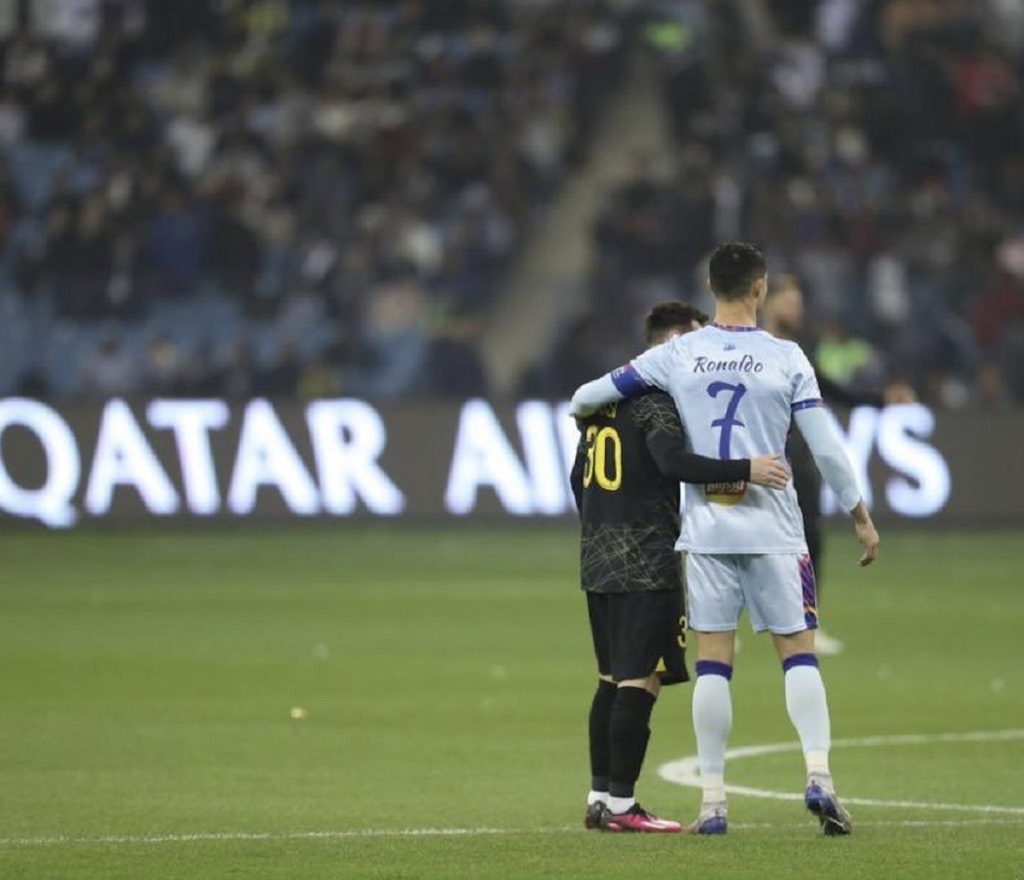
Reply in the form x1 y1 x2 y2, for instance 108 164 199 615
851 501 880 567
749 454 791 490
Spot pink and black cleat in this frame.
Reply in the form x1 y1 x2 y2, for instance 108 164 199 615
599 803 682 833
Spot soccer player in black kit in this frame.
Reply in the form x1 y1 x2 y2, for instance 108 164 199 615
571 302 791 833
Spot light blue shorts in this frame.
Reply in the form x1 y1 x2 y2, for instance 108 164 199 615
686 553 818 635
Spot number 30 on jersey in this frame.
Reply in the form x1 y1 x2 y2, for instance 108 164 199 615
582 425 622 491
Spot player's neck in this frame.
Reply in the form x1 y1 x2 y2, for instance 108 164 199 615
713 301 758 329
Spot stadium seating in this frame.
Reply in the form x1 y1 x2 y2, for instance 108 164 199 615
2 1 1022 407
536 0 1024 408
0 0 626 399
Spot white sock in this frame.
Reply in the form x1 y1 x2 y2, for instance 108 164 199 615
806 753 831 779
692 670 732 805
587 790 609 806
699 773 725 808
608 795 635 814
784 663 831 778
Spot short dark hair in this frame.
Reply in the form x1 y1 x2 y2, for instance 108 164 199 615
645 301 709 345
709 242 767 301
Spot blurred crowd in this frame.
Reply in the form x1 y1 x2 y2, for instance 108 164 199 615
550 0 1024 409
0 0 625 399
3 0 1024 408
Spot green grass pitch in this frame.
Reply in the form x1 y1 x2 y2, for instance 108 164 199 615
0 526 1021 879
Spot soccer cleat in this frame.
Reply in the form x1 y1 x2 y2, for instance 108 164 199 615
805 780 852 835
687 802 728 835
584 800 607 829
600 803 682 833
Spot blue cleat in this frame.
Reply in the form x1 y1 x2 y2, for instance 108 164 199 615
687 802 728 835
805 780 852 835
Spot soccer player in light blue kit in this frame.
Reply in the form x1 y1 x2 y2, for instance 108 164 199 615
569 242 880 836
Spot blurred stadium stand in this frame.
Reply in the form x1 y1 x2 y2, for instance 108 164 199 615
529 0 1024 409
0 0 628 399
0 0 1022 407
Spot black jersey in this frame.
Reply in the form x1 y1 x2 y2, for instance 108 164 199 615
570 391 747 594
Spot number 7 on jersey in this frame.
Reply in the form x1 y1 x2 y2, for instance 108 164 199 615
708 381 747 459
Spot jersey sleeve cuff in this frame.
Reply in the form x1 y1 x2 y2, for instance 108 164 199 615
611 363 650 398
792 398 824 412
841 490 863 513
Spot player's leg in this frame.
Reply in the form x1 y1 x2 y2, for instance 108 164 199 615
599 592 683 833
774 627 831 779
747 554 852 835
584 594 616 828
774 629 851 834
606 675 658 817
689 631 734 834
586 673 616 827
767 554 833 784
686 554 742 835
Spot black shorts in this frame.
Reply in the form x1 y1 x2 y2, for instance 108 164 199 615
586 590 689 686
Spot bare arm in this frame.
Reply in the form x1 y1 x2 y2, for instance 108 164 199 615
849 500 881 567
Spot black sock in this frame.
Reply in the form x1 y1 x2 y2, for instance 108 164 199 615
588 679 617 791
608 686 657 799
637 724 652 774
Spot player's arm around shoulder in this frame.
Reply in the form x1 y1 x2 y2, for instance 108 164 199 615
634 392 789 489
569 373 624 418
569 335 690 417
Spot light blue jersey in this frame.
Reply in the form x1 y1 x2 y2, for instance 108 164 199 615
618 323 823 554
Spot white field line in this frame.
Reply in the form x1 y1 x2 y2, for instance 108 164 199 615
3 730 1021 849
1 819 1023 848
0 828 523 847
659 729 1024 815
